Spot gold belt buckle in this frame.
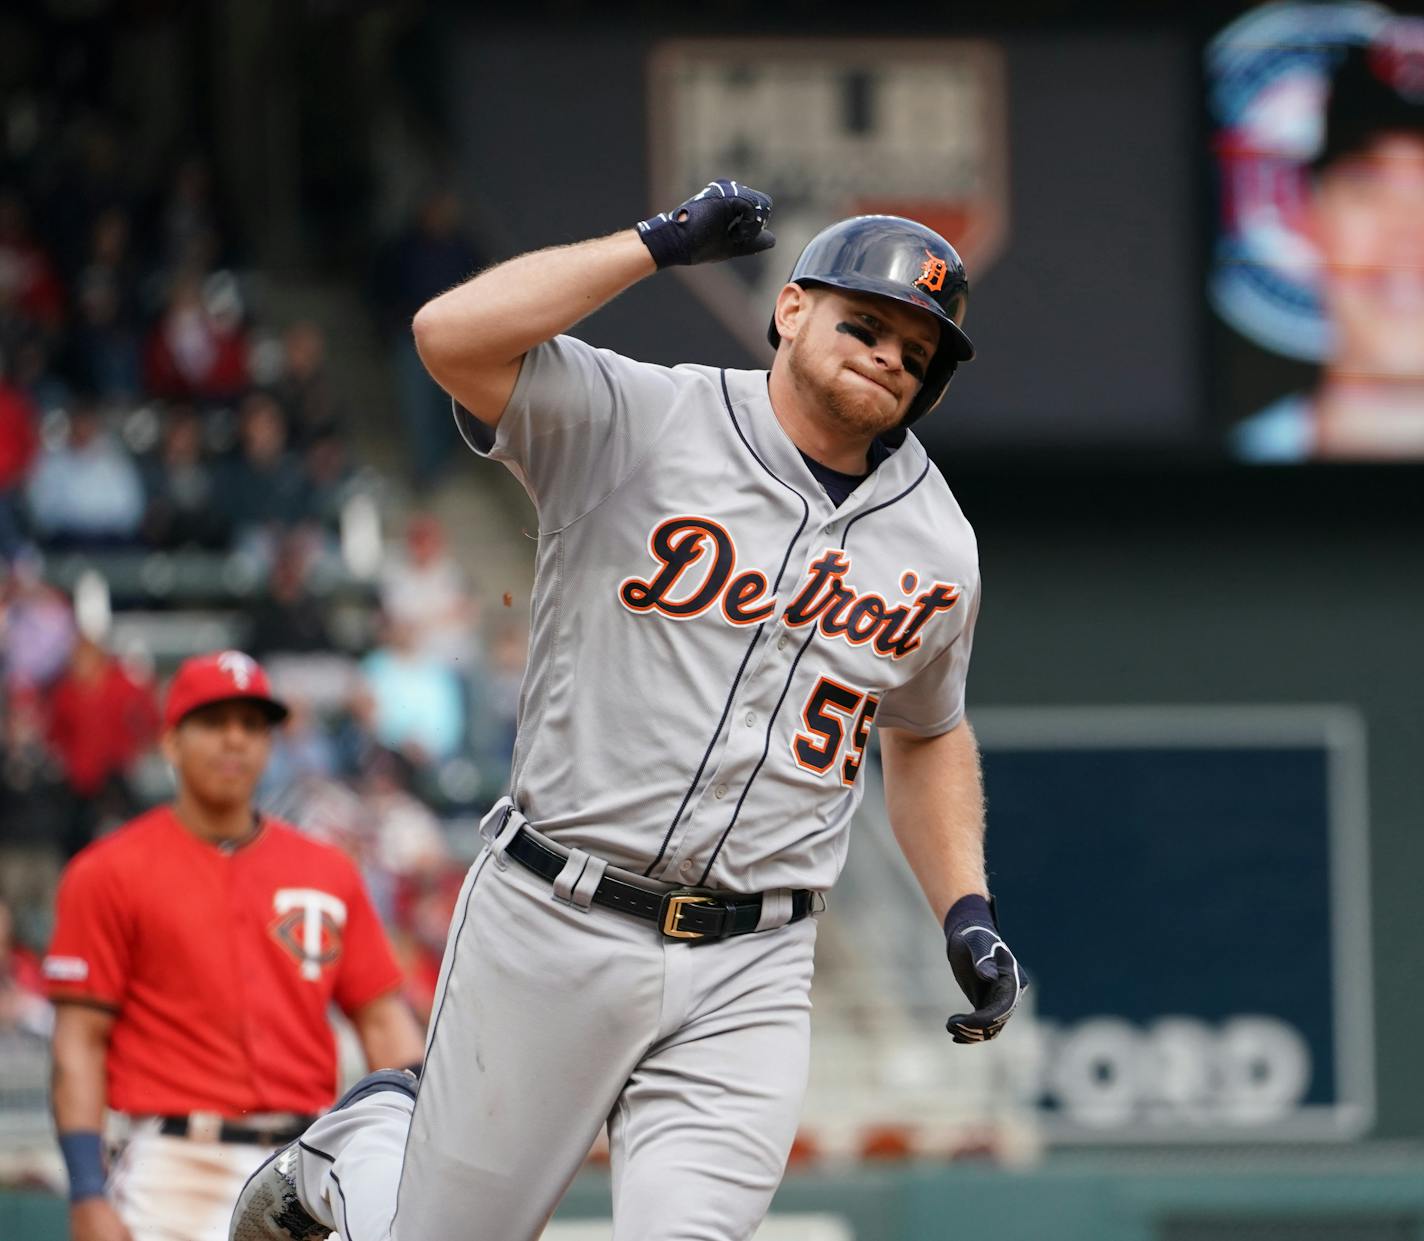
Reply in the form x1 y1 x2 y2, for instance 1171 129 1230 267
661 892 715 939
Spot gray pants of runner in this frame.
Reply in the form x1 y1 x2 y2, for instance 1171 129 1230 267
290 821 818 1240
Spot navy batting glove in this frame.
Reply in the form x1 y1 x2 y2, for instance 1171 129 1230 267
637 179 775 269
944 894 1028 1044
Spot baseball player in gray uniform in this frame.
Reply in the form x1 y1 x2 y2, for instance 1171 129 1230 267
231 181 1028 1241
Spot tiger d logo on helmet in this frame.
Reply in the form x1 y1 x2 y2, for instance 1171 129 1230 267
916 250 952 295
768 215 975 427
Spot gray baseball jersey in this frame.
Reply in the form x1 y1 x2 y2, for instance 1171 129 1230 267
458 332 980 894
231 333 984 1241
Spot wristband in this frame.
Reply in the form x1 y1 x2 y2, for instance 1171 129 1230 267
943 893 994 941
636 218 689 270
59 1131 106 1203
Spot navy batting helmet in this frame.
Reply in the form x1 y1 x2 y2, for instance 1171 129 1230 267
767 215 974 426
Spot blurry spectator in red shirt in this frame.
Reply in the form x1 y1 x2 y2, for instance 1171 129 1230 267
0 190 64 333
0 374 38 555
143 270 247 402
46 637 160 794
392 869 463 1026
0 378 39 480
46 636 159 856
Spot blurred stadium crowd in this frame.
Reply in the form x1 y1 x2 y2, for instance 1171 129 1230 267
0 57 523 1087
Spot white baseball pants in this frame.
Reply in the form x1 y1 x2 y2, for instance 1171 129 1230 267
288 831 819 1240
109 1123 273 1241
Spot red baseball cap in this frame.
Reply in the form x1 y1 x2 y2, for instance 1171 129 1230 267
163 650 290 729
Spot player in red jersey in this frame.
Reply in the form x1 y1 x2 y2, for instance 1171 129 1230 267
45 650 426 1241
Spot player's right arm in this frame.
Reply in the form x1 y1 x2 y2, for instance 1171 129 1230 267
412 231 655 427
44 849 135 1239
52 1004 133 1241
51 1003 115 1135
412 179 774 427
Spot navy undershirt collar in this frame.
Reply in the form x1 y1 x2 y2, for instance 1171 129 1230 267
798 437 893 507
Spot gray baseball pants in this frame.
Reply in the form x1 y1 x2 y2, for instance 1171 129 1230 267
288 812 819 1240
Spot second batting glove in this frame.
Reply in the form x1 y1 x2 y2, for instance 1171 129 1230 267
944 894 1028 1044
637 179 775 268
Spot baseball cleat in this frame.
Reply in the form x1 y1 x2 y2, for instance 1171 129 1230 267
229 1069 419 1240
229 1144 327 1241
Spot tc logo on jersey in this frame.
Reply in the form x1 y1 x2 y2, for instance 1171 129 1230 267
620 516 961 659
270 889 347 981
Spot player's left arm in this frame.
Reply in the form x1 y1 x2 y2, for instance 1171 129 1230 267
880 719 1029 1044
880 719 987 916
347 992 426 1071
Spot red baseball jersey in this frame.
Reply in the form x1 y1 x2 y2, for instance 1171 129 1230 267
44 806 405 1117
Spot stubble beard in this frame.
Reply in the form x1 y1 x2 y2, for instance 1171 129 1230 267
786 342 902 438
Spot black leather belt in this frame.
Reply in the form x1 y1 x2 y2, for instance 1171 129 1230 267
158 1115 315 1145
503 827 814 942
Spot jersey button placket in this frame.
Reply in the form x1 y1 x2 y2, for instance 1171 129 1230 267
677 612 791 886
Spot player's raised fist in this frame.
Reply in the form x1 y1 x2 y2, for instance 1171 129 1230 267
637 179 775 269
